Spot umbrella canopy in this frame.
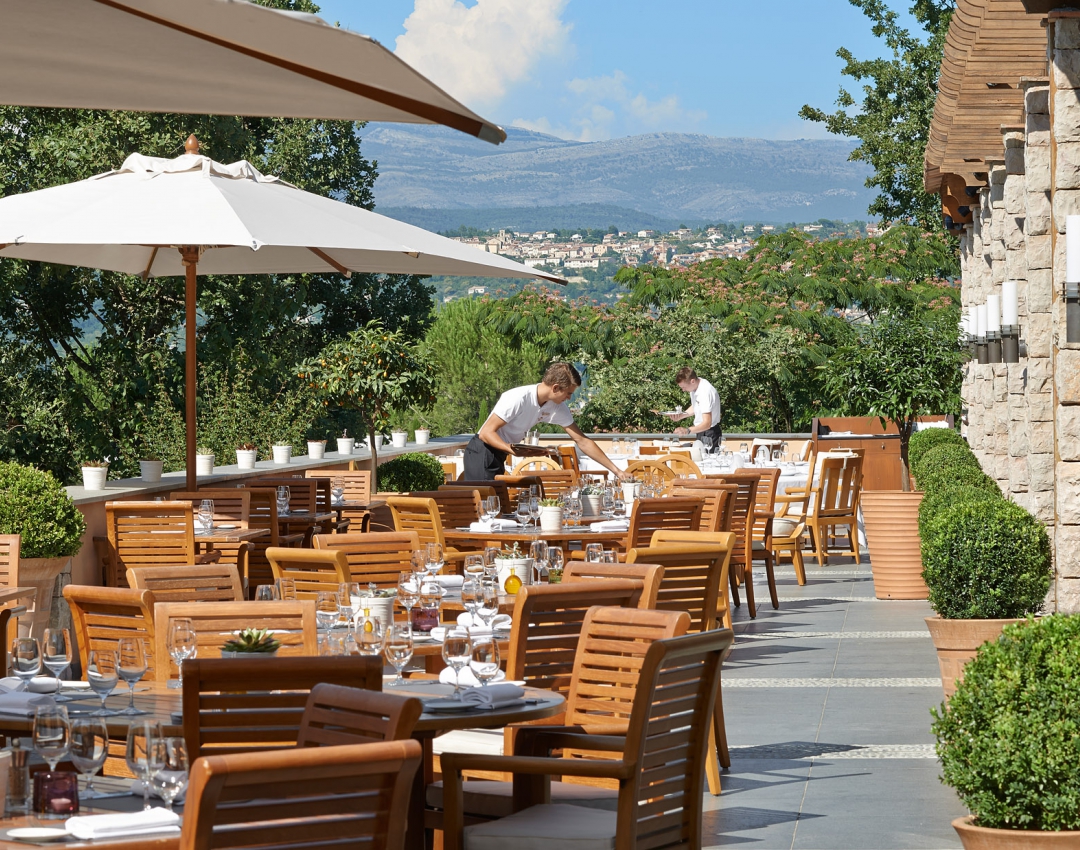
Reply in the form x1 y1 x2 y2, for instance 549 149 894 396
0 141 563 487
0 0 504 144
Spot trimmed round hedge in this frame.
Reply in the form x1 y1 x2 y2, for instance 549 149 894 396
921 499 1051 619
376 452 445 493
0 461 86 559
932 615 1080 831
913 443 996 495
917 482 1001 538
908 427 966 473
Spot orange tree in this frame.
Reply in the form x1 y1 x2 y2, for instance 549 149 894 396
299 320 436 486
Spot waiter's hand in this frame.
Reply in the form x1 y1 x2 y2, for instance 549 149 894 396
615 469 634 482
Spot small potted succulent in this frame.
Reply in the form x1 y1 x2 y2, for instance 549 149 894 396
578 482 605 517
271 442 292 464
235 442 258 470
220 628 281 658
411 407 431 445
538 497 563 532
138 454 163 484
195 446 215 476
390 419 408 449
80 458 110 490
337 430 355 456
306 437 327 460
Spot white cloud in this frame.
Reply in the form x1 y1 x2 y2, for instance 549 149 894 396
395 0 570 110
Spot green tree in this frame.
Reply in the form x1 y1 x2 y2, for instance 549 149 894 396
799 0 954 228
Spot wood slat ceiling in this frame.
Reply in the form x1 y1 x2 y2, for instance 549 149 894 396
924 0 1047 193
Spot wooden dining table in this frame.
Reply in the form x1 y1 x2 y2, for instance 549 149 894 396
443 524 628 549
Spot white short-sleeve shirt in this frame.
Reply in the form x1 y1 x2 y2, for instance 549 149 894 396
690 378 722 428
490 384 575 445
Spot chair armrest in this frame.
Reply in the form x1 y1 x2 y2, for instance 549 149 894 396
194 551 221 565
515 726 626 757
441 752 632 780
774 494 804 504
278 532 305 547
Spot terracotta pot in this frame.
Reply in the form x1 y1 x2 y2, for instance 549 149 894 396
862 490 928 600
926 616 1022 698
18 557 70 640
953 816 1080 848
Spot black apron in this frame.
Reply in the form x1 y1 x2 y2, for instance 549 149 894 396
463 435 508 480
699 422 724 451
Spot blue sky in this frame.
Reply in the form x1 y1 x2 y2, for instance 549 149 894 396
313 0 923 142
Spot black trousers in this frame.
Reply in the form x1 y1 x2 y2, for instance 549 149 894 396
463 435 508 480
699 422 724 450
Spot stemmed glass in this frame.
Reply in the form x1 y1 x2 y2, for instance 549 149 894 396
339 581 362 628
600 489 616 519
117 637 148 715
548 546 564 577
32 705 70 772
126 721 162 811
441 631 472 698
331 477 345 505
276 485 290 516
483 496 501 522
515 497 530 528
10 637 41 689
42 629 71 696
527 496 541 531
460 579 482 624
149 737 188 813
70 717 109 798
384 623 413 687
86 649 118 716
564 495 582 527
463 554 485 581
167 618 197 689
470 638 500 687
315 591 339 631
396 572 419 624
197 499 214 530
477 579 500 629
425 542 444 579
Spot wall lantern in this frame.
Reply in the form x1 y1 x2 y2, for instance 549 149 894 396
986 293 1002 363
1001 280 1020 363
1067 215 1080 344
975 303 989 363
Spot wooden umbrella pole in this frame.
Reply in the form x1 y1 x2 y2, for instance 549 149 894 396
180 246 201 491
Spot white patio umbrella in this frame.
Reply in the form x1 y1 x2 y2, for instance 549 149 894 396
0 138 563 488
0 0 505 144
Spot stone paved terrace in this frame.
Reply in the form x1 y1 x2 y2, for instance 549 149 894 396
705 555 967 849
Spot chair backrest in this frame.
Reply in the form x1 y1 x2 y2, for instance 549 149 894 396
63 585 159 682
266 547 351 598
447 479 513 507
247 478 318 515
710 474 759 566
625 497 703 550
155 601 317 678
297 684 423 748
306 469 373 502
628 533 735 633
181 656 382 758
105 501 198 587
179 739 421 850
787 439 813 461
624 459 677 485
0 535 19 588
493 474 544 504
244 488 286 546
126 564 244 602
656 453 703 478
312 531 420 588
669 482 736 533
409 490 482 529
529 469 578 499
507 580 644 695
557 444 580 474
385 496 444 548
817 455 864 517
511 456 562 474
748 468 781 539
168 490 251 528
562 561 664 608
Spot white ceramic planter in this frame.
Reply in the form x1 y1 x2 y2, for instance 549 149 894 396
391 431 408 448
272 445 292 464
337 437 355 455
539 506 563 532
81 466 108 490
236 449 258 469
581 494 604 517
221 650 279 659
357 596 394 627
196 454 215 476
307 441 326 459
415 429 430 445
495 557 533 592
622 481 640 505
139 460 163 483
365 435 384 450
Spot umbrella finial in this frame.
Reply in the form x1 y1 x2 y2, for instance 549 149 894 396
184 134 200 156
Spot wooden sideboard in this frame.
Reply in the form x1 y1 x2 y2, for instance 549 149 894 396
811 416 954 491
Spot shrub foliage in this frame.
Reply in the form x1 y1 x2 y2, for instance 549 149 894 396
907 427 966 474
0 461 86 558
376 453 445 493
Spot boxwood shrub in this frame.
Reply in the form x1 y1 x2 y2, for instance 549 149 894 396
932 615 1080 831
376 452 445 493
917 482 1001 538
921 499 1051 619
911 442 985 488
908 427 966 473
0 461 86 559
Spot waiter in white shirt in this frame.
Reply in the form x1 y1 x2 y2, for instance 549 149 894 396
671 366 724 449
465 362 630 481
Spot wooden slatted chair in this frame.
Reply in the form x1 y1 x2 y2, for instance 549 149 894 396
442 628 733 850
385 496 471 566
448 479 514 509
710 473 760 618
561 562 663 608
181 656 382 758
297 684 423 748
63 585 160 682
528 469 578 499
410 489 484 531
805 455 864 566
155 601 317 679
266 547 351 598
747 467 781 610
668 482 736 533
510 456 562 474
179 739 421 850
312 531 421 589
656 453 703 478
126 564 244 602
300 476 349 533
245 488 305 594
246 479 324 545
0 535 32 641
623 459 676 487
170 489 253 583
557 444 581 475
623 496 703 551
493 474 544 504
103 501 219 588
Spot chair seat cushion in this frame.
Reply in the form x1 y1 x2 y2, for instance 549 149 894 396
464 802 617 850
427 779 617 818
773 518 799 538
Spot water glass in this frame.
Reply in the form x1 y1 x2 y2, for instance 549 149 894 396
601 490 615 518
460 579 482 622
564 496 582 526
442 632 472 697
42 629 71 693
585 543 604 563
255 584 278 602
11 637 41 687
547 546 564 575
86 650 118 716
276 577 297 600
515 497 531 527
470 638 500 687
412 582 441 633
125 721 162 811
331 477 345 503
167 618 197 689
320 633 347 656
601 549 618 564
276 485 290 516
149 737 188 812
198 499 214 529
32 706 70 771
463 554 485 579
315 591 339 631
425 542 444 577
116 636 148 715
527 496 541 529
70 717 108 798
397 572 420 618
384 624 413 687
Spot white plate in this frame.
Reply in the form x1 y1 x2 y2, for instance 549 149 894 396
6 827 70 840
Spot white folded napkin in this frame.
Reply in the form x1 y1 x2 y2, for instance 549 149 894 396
435 575 464 589
459 683 525 710
438 666 506 687
457 612 511 631
0 691 55 716
66 809 181 840
130 779 186 803
591 519 629 532
468 518 521 532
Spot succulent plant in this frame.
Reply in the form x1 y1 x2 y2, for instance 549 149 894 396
221 628 281 654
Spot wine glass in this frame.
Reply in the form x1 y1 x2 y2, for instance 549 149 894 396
548 546 564 578
315 591 339 631
601 489 615 518
470 638 500 687
276 485 290 516
585 543 604 563
42 629 71 695
442 632 472 698
167 617 197 689
515 497 530 527
117 636 148 715
410 548 427 577
149 737 188 813
460 579 482 625
255 584 278 601
70 718 108 798
11 637 41 689
126 721 162 811
331 477 345 504
478 579 500 629
354 615 385 656
32 705 70 771
738 442 749 455
396 572 419 622
198 498 214 530
484 496 501 521
425 542 444 578
86 649 118 716
527 496 541 530
565 495 582 526
463 554 485 580
339 581 362 627
384 623 413 687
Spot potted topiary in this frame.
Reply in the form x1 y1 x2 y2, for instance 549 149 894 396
195 446 215 476
220 628 281 658
921 498 1052 697
375 453 445 494
80 459 109 490
235 442 258 470
0 461 86 638
138 455 163 484
932 615 1080 846
538 497 562 532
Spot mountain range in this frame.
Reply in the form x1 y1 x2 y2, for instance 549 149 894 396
361 124 877 231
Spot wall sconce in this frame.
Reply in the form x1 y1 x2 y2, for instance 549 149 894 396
986 293 1002 363
1001 280 1020 363
976 303 989 363
1067 216 1080 344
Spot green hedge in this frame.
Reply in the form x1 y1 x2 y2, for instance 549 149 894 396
932 615 1080 831
907 427 966 473
376 452 445 493
917 482 1000 538
0 461 86 559
911 441 985 486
